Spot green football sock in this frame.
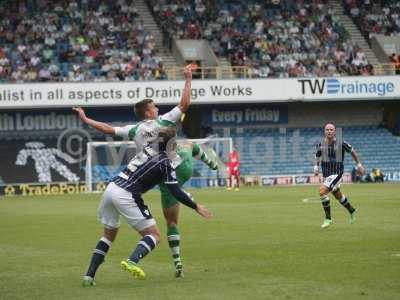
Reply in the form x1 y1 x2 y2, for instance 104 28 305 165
192 143 217 169
167 226 181 267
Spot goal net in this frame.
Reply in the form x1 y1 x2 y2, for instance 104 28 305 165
85 137 233 192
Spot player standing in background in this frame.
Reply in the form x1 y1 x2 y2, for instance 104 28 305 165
314 123 364 228
82 127 212 286
227 148 240 191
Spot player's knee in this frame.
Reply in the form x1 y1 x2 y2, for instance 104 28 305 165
333 191 342 200
148 231 161 245
319 186 328 197
167 220 178 228
103 227 118 242
165 213 178 227
149 227 161 243
140 225 161 244
152 231 161 244
163 205 179 226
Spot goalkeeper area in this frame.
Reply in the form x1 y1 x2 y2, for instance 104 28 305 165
85 137 233 192
1 184 399 300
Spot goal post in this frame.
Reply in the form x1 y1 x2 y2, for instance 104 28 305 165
85 137 233 192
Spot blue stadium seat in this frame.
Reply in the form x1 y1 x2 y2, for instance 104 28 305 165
220 126 400 175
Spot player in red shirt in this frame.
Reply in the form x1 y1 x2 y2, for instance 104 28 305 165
227 148 240 191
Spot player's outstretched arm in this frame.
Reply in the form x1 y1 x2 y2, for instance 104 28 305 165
177 65 192 113
165 183 212 219
73 107 116 135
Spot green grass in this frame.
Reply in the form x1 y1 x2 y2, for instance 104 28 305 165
0 184 400 300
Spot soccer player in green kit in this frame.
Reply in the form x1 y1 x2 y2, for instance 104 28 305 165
159 140 218 277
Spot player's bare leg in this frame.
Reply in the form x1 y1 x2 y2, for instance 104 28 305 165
319 185 333 228
83 227 119 286
163 204 184 278
103 227 118 242
333 189 357 223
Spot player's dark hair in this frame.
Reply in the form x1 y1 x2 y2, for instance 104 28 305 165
134 99 153 120
158 127 177 152
158 127 176 143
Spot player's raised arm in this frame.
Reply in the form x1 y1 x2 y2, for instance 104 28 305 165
177 65 193 113
73 107 116 135
158 65 192 124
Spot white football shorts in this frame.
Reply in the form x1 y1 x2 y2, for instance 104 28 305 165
323 173 343 192
97 182 156 231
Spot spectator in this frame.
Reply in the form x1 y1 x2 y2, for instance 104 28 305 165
389 53 400 74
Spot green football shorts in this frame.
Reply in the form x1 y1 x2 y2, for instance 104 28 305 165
159 162 192 209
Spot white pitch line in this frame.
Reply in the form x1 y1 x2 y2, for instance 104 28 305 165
302 197 320 203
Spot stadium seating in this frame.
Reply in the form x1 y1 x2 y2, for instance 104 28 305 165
0 0 376 83
69 125 400 183
147 0 373 77
194 126 400 177
0 0 166 83
344 0 400 39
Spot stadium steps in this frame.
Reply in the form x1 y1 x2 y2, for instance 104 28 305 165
217 57 234 79
135 0 179 72
329 0 380 68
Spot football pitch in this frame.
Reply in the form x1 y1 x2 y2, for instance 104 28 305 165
1 184 399 300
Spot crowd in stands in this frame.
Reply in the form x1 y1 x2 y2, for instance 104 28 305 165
147 0 373 78
0 0 379 83
0 0 167 83
344 0 400 39
344 0 400 75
